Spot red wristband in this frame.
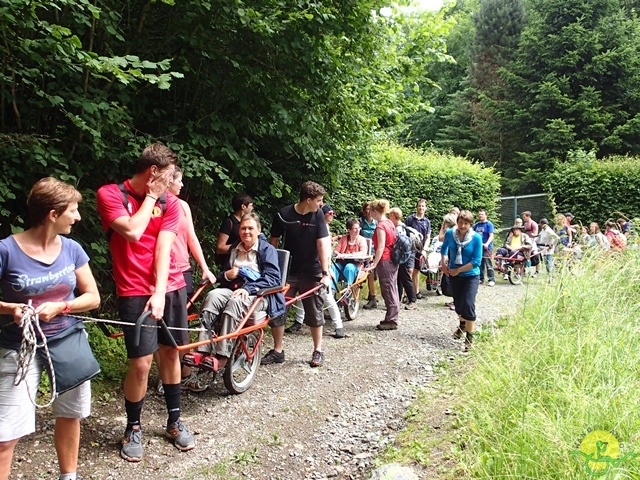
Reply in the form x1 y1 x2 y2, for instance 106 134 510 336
61 301 71 315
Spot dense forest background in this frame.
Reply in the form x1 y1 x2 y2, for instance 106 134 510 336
3 0 640 307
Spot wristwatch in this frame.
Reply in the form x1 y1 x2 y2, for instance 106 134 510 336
322 270 329 277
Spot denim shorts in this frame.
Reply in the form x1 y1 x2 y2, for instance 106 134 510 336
0 348 91 442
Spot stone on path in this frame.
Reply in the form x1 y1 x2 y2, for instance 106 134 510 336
369 462 420 480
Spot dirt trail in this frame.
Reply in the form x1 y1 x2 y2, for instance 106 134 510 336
13 280 531 480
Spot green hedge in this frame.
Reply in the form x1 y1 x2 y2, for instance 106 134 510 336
328 143 501 234
547 153 640 227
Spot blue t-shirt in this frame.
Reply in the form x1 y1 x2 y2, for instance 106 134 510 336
0 235 89 349
473 220 495 251
441 228 482 277
359 217 377 240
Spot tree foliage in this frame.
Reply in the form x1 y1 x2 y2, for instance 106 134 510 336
498 0 640 192
404 0 640 196
402 0 477 148
1 0 453 310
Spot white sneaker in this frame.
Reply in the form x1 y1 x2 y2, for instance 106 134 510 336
488 281 495 287
503 274 509 281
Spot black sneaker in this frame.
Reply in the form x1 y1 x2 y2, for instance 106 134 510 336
310 350 324 367
121 425 143 462
261 349 285 365
285 322 302 333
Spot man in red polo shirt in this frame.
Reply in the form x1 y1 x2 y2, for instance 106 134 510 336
97 143 195 462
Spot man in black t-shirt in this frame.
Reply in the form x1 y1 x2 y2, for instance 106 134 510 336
215 192 254 268
263 181 331 367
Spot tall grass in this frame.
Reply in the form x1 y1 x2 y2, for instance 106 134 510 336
457 250 640 478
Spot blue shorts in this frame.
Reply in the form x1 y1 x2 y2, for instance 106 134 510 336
451 275 479 321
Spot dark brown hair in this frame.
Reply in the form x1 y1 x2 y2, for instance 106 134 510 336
136 143 178 173
299 181 326 201
27 177 82 225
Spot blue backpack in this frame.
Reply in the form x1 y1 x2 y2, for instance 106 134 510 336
391 230 413 265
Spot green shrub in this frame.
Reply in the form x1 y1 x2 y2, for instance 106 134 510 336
547 153 640 226
330 142 501 234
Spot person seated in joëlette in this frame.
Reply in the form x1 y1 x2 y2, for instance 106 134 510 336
185 213 285 371
495 224 533 269
332 218 369 285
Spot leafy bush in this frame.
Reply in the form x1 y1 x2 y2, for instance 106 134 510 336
547 153 640 226
329 142 501 234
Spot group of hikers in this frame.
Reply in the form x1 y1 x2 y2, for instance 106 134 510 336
481 211 633 285
0 141 633 480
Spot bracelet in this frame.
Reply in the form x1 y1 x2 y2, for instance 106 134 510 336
146 194 158 201
61 301 72 315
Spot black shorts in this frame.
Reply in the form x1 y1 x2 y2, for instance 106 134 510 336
118 288 189 359
183 268 194 299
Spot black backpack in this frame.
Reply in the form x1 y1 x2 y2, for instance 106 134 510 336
106 182 167 240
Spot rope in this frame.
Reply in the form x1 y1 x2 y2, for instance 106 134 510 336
15 301 57 408
69 314 206 332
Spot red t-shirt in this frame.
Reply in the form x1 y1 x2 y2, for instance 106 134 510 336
373 219 396 261
96 180 186 296
173 201 190 272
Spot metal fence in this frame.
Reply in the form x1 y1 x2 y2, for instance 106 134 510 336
496 193 552 231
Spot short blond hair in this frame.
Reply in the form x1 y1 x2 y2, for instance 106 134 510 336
389 207 402 220
370 199 390 215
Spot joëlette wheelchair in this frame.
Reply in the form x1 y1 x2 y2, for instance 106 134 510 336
130 249 322 394
330 249 373 320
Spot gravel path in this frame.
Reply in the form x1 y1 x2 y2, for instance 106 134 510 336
13 279 531 479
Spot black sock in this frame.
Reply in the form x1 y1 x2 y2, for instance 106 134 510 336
163 383 181 425
465 332 474 343
125 398 144 430
459 321 466 330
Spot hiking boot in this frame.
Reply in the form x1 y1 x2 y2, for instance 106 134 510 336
363 297 378 310
310 350 324 367
165 419 195 451
376 321 398 331
285 321 302 333
121 425 143 462
453 323 465 340
261 349 285 365
334 328 345 339
464 332 474 351
405 302 417 310
181 372 208 392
